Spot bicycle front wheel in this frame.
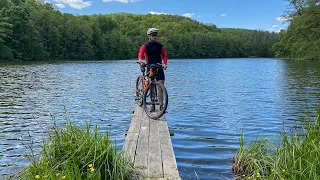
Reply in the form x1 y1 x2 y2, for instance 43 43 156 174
143 82 168 119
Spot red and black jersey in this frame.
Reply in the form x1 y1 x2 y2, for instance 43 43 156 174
138 41 168 64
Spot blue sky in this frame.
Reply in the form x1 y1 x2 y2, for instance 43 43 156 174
48 0 289 32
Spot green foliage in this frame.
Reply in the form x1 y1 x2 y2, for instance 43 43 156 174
0 0 279 61
273 0 320 60
16 119 135 180
233 110 320 179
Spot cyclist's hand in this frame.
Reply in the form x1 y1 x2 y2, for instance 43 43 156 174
138 59 142 64
162 64 167 70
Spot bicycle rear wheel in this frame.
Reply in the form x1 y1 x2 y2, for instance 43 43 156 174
135 76 143 106
143 82 168 119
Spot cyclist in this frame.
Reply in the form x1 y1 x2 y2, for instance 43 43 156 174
138 28 168 111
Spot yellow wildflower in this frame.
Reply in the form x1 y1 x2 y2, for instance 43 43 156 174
247 177 251 180
90 167 95 172
242 174 246 177
35 175 40 179
56 173 60 177
282 169 285 172
88 164 93 168
271 169 274 172
62 175 66 179
43 175 48 178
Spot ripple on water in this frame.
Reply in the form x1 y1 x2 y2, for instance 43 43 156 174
1 59 320 179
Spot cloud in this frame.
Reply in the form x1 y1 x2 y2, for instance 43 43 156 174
220 14 227 17
183 13 195 18
268 25 285 33
149 11 168 15
102 0 137 2
54 3 65 8
276 16 286 22
275 28 285 33
53 0 92 9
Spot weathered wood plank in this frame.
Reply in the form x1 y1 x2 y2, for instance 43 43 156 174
134 109 150 175
147 117 163 178
122 132 139 163
128 106 143 133
122 105 143 163
123 106 180 179
159 119 180 179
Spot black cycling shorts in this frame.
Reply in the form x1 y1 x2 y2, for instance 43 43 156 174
155 69 165 81
147 68 165 81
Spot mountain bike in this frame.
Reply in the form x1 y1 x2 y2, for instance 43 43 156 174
135 62 168 120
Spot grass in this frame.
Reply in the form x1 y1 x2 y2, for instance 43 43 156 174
232 110 320 180
12 119 137 180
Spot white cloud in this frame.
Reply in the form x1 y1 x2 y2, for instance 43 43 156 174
268 25 285 33
276 16 286 22
275 28 285 33
54 3 66 8
183 13 195 18
53 0 92 9
220 14 227 17
149 11 168 15
102 0 137 2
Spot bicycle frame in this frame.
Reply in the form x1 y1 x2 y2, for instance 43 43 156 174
138 64 156 93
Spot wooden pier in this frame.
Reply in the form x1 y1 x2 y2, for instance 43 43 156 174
122 105 180 180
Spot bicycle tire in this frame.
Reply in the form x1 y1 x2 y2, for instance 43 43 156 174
135 76 143 106
143 81 168 119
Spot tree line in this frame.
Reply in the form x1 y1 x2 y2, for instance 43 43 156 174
0 0 280 61
273 0 320 60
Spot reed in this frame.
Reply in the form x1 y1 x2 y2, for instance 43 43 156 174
14 119 136 180
233 110 320 179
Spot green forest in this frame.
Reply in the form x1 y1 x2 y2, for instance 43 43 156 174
273 0 320 60
0 0 318 61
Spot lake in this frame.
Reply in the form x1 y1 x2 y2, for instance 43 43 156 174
1 59 320 179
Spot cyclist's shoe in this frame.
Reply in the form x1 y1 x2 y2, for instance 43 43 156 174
150 105 156 112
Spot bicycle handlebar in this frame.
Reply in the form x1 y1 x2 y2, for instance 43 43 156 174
137 62 163 69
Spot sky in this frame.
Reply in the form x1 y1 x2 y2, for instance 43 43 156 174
47 0 290 32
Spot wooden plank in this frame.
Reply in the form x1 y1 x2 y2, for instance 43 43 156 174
123 106 180 179
122 132 139 163
128 106 143 133
147 117 163 178
122 105 143 163
159 118 180 179
134 109 150 175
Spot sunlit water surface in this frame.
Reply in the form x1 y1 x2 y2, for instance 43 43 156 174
1 59 320 179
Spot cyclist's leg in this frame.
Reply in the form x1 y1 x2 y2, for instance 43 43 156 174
156 70 165 109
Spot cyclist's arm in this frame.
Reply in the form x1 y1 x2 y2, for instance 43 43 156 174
161 47 168 65
161 47 168 70
138 45 148 64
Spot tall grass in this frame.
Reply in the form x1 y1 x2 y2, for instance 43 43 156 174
14 119 136 180
233 110 320 180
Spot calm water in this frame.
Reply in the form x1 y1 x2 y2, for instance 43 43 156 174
0 59 320 179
